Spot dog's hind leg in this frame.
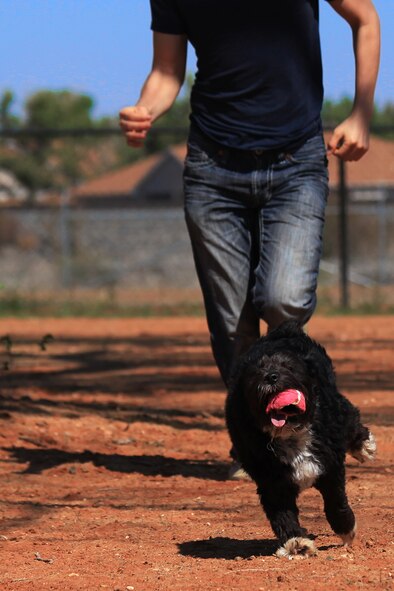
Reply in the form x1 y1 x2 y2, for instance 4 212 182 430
257 482 317 559
348 427 377 463
343 400 377 463
315 468 356 546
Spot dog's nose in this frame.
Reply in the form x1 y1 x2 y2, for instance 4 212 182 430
266 371 279 385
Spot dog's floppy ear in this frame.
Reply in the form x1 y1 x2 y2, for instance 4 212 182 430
303 340 337 388
267 320 304 340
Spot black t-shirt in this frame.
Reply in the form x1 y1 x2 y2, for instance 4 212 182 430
150 0 333 150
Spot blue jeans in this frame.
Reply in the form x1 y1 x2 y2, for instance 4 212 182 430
184 126 329 385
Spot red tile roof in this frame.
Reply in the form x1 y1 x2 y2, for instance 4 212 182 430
73 144 188 199
73 152 163 198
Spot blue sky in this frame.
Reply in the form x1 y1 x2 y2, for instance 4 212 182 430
1 0 393 118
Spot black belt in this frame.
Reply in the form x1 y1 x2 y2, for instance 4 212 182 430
188 123 318 170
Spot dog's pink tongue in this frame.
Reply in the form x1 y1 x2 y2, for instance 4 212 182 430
270 413 287 428
266 389 306 427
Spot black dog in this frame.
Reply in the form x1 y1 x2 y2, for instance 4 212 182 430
225 321 376 559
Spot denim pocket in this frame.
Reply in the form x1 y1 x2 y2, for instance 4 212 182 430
287 134 328 167
185 142 217 170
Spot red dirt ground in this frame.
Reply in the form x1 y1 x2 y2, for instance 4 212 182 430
0 316 393 591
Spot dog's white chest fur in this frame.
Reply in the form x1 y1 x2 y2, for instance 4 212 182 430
289 447 322 490
275 430 322 491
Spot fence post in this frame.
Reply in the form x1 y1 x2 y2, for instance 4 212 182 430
60 188 72 288
338 158 349 309
378 198 388 284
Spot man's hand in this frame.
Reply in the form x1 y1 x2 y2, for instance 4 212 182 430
327 0 380 162
327 113 370 161
119 33 187 149
119 105 152 148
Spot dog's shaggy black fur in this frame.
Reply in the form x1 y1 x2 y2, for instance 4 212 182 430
225 321 376 558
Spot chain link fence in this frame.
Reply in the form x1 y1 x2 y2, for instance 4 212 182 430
1 127 394 313
0 200 393 312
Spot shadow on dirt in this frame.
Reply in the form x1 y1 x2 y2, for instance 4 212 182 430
0 394 225 431
1 333 394 428
2 334 394 400
6 446 229 481
178 536 278 559
0 334 223 396
178 537 358 560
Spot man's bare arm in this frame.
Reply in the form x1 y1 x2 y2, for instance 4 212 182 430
120 32 187 148
327 0 380 161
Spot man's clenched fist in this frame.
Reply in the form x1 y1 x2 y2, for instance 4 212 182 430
119 105 152 148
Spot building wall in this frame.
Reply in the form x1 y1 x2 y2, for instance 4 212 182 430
133 156 184 207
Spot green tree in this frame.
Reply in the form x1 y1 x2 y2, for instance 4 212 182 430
0 90 19 130
372 102 394 139
21 90 96 193
322 96 394 139
25 90 94 130
322 96 354 127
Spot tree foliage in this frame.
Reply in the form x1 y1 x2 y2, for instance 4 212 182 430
0 90 19 129
322 95 394 138
25 90 94 130
0 90 111 196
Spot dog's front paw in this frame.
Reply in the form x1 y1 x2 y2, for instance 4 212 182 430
339 523 357 546
275 537 317 559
